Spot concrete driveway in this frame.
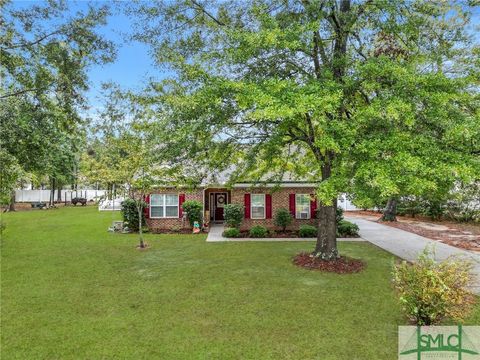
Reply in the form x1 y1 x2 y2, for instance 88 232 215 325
346 216 480 294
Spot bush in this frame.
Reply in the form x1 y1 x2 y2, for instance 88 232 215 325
223 204 244 228
121 198 146 232
444 182 480 222
170 225 181 233
423 199 446 220
299 224 317 238
392 248 475 325
397 197 423 217
182 200 203 227
249 225 268 238
336 207 344 223
274 208 293 231
337 220 359 237
223 227 240 238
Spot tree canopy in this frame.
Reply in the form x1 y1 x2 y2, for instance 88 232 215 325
0 0 115 206
127 0 480 258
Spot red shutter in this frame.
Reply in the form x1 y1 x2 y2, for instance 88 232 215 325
310 194 317 219
144 194 150 219
289 194 296 218
266 194 272 219
244 193 251 219
178 193 186 218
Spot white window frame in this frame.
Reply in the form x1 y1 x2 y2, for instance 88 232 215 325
149 194 179 219
295 194 311 220
250 193 266 220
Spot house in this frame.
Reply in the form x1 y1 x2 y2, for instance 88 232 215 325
144 182 318 231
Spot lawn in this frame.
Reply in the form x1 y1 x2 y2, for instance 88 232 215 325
1 207 479 359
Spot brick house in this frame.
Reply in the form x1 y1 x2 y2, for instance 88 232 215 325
144 182 318 232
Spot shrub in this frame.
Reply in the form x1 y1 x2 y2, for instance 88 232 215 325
223 227 240 238
444 182 480 222
423 199 446 220
121 198 145 232
397 197 423 217
337 220 359 237
336 207 344 224
299 224 317 238
274 208 293 231
392 248 475 325
223 204 244 228
182 200 203 227
171 225 181 233
249 225 268 238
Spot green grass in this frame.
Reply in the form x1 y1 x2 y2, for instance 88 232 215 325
1 207 479 359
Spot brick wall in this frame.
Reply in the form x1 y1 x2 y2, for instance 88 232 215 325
146 189 203 231
230 187 317 231
146 186 318 232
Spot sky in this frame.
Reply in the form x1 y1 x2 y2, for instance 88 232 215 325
83 10 158 109
69 2 163 112
10 0 163 114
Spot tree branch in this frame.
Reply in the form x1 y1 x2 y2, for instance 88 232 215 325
1 30 62 50
190 0 225 26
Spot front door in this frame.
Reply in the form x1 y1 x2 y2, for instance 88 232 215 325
214 193 227 221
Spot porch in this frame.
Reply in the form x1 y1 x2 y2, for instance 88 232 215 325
204 188 231 224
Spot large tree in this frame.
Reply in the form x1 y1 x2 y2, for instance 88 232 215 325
0 0 115 208
128 0 479 259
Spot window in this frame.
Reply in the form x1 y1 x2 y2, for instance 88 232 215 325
150 194 179 218
296 194 310 219
251 194 265 219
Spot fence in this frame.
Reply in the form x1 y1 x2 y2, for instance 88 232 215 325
98 198 124 211
15 189 108 203
338 194 359 211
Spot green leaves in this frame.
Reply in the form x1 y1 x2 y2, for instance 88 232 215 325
1 1 115 201
126 0 479 209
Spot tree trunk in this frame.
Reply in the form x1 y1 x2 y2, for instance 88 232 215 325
382 197 397 221
8 190 15 212
313 162 338 260
138 204 145 248
314 199 338 260
57 183 62 202
50 178 56 206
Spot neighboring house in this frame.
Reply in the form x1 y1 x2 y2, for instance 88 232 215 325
144 182 318 231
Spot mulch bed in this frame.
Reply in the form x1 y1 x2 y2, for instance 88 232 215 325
293 252 365 274
136 243 150 250
228 230 360 239
234 230 302 238
150 229 198 234
379 220 480 252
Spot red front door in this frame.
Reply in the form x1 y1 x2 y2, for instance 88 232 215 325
214 193 227 221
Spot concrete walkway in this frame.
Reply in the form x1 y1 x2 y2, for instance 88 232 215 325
346 216 480 293
206 224 365 242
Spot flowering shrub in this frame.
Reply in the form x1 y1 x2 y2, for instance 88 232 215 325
392 248 475 325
